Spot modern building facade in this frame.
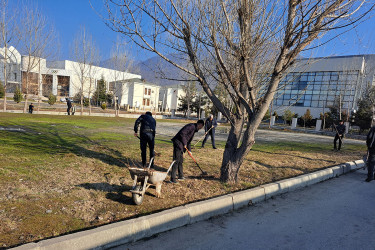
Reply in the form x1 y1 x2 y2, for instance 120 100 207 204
272 55 375 118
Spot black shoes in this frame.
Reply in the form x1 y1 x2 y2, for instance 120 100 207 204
365 178 373 182
168 180 178 184
213 147 217 149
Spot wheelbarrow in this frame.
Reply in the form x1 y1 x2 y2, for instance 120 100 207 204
129 158 175 205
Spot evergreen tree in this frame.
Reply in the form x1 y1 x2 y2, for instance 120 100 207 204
13 87 23 103
48 93 57 105
178 82 197 117
0 81 4 98
282 109 295 125
92 77 107 106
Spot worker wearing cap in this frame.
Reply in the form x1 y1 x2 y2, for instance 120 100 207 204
134 111 156 168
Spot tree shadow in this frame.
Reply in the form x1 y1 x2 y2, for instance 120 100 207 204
251 148 336 163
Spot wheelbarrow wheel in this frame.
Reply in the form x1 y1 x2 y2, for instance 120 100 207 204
132 185 144 205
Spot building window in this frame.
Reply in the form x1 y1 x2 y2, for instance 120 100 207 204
14 73 17 81
143 98 150 106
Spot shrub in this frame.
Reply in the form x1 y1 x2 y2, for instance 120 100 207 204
101 103 107 110
0 82 4 98
13 87 23 103
48 93 57 105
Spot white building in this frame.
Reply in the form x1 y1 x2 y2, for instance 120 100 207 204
159 84 186 113
111 78 160 111
0 46 21 92
46 60 141 99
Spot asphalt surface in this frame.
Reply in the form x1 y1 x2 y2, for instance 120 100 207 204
112 168 375 250
156 122 365 145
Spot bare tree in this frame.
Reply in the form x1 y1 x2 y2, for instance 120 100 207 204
18 5 56 113
0 0 19 112
109 37 133 116
103 0 374 183
71 26 99 115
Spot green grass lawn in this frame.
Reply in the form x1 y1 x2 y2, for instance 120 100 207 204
0 113 366 248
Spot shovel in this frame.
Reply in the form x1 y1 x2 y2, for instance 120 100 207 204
185 146 208 175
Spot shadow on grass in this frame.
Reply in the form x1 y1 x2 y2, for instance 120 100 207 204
0 123 145 169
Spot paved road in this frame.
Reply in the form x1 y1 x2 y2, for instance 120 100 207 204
112 169 375 250
156 122 365 145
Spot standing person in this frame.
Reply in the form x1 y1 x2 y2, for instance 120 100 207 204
71 103 76 115
66 98 72 115
333 120 346 151
202 114 218 149
365 125 375 182
28 103 34 114
134 111 156 168
170 120 204 183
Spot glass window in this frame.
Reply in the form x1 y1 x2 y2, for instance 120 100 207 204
306 84 314 90
308 74 315 81
283 100 289 105
315 75 323 81
330 72 339 81
312 95 320 101
323 74 331 81
339 74 348 81
283 94 291 100
305 94 312 100
301 74 308 81
304 100 311 107
311 101 319 107
321 85 328 90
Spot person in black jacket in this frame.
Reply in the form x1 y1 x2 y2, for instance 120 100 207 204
134 112 156 168
28 103 34 114
66 98 72 115
170 120 204 183
333 120 346 151
202 114 218 149
366 125 375 182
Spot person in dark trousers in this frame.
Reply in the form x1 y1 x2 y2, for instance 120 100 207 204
134 111 156 168
170 120 204 183
365 125 375 182
202 114 218 149
333 120 346 151
28 103 34 114
66 98 72 115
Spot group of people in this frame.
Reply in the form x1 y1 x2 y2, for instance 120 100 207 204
134 112 218 183
134 113 374 184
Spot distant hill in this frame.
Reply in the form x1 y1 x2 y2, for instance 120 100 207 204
100 54 191 86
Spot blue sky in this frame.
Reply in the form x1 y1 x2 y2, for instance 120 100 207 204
12 1 375 62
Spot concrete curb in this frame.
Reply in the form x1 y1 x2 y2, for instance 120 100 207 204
13 160 362 250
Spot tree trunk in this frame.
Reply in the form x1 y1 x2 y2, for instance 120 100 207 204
220 117 255 183
23 74 29 113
